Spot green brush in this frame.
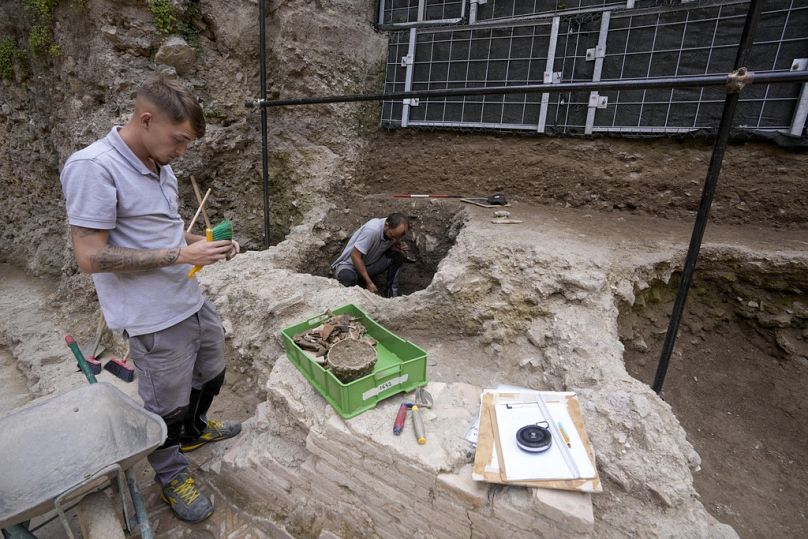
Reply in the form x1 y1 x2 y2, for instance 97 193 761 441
188 219 234 279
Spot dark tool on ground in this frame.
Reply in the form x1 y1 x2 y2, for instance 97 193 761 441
393 193 508 205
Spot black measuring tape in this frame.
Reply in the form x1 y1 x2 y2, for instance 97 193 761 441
516 423 553 453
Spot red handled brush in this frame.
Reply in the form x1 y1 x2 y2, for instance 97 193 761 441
103 348 135 382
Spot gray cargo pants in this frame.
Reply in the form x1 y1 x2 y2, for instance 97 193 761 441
127 299 226 486
333 251 404 297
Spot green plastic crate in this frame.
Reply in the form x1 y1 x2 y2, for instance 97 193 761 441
281 304 427 418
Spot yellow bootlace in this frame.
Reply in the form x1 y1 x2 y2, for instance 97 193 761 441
173 476 200 504
206 419 224 433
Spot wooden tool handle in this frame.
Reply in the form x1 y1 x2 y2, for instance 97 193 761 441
190 177 212 230
186 188 212 233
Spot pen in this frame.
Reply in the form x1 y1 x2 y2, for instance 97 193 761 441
558 421 572 448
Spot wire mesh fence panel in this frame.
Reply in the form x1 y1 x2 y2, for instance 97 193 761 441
425 0 466 20
475 0 628 22
592 0 808 134
380 0 420 25
382 31 412 124
379 0 466 26
380 0 808 139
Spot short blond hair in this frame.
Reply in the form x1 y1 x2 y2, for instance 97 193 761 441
137 76 206 138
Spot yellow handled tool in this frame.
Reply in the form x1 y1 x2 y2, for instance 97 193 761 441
187 227 213 279
412 405 426 445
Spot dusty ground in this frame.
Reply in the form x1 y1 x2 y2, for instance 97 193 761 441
621 271 808 539
0 264 269 538
0 144 808 537
2 198 807 536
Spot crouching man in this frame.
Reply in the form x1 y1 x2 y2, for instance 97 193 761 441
331 212 409 297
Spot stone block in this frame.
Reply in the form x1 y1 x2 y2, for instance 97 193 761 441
436 465 488 508
532 488 594 532
154 36 196 75
468 510 540 539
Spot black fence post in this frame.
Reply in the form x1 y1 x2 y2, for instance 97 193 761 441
259 0 270 249
651 0 764 394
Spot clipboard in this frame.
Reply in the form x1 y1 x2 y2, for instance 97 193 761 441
472 390 602 493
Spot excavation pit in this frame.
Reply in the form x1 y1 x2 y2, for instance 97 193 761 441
619 263 808 538
299 199 467 296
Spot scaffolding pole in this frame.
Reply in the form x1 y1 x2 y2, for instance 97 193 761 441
651 0 764 394
247 70 808 109
259 0 270 249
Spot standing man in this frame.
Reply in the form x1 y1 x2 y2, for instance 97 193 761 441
331 212 409 297
60 76 241 523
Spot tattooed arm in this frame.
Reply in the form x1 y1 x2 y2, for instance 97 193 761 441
70 226 232 274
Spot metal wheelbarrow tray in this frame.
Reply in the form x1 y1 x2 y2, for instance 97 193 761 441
0 382 166 529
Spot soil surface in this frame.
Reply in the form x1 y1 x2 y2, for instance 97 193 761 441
357 130 808 230
621 275 808 539
2 204 807 537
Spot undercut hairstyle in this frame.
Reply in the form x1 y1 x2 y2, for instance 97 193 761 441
137 76 206 138
386 212 409 229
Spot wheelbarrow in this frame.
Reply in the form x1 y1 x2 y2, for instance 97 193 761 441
0 379 166 538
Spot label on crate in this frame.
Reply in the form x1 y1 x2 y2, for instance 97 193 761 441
362 374 409 401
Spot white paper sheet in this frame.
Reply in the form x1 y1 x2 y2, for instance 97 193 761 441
494 397 596 481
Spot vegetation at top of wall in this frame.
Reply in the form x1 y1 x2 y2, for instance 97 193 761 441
0 0 88 81
24 0 62 57
148 0 177 35
148 0 202 50
0 38 22 80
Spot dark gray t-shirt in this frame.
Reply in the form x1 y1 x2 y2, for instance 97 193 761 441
60 127 203 336
331 217 394 270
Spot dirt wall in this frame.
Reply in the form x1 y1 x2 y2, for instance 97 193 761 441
357 130 808 229
0 0 386 276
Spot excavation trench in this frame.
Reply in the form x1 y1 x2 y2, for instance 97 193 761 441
619 262 808 539
296 198 467 296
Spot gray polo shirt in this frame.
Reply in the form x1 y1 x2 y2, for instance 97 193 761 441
60 127 203 337
331 217 394 270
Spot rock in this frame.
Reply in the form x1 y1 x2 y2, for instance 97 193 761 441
756 312 793 328
649 485 674 508
631 334 649 353
100 25 120 46
154 36 197 75
775 330 798 355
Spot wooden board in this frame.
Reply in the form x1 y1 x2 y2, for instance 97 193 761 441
472 390 602 492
